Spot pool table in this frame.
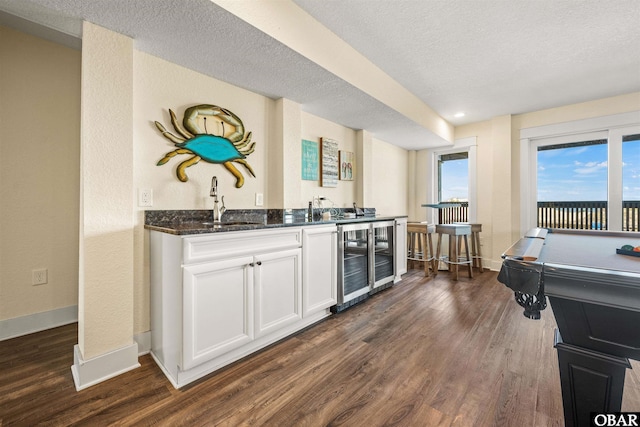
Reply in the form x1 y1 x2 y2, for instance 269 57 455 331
499 228 640 427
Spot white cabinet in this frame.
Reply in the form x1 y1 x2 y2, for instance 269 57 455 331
182 256 254 370
150 226 332 388
395 218 408 280
302 225 337 317
254 248 302 338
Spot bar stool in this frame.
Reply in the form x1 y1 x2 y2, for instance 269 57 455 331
407 222 437 276
406 222 422 262
435 224 473 280
454 222 483 272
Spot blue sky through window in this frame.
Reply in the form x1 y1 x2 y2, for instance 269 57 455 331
623 138 640 201
537 139 640 201
440 159 468 202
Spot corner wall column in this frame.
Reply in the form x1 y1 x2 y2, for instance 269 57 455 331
356 130 373 207
72 22 139 390
488 115 512 270
270 98 302 208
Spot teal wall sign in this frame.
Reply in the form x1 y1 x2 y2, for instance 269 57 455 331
301 139 319 181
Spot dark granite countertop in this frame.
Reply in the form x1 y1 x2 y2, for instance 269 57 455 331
145 209 406 236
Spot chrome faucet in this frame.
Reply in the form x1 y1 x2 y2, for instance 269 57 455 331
210 176 226 222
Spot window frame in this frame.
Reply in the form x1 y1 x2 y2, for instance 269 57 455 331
519 111 640 234
428 137 477 224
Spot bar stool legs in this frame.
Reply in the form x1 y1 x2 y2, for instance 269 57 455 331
424 227 436 275
435 224 473 280
454 222 483 272
470 226 483 272
407 223 436 276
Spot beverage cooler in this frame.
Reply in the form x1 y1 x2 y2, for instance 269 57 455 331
337 222 371 307
372 220 396 290
335 220 396 312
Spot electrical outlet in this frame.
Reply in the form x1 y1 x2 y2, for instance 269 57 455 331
255 192 264 206
138 188 153 207
32 268 48 286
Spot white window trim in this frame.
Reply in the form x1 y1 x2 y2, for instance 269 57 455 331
519 111 640 235
427 136 477 224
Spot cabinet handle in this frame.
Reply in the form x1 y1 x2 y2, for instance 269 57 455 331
256 261 262 266
249 262 254 267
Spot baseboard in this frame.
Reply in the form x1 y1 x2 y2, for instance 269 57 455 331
71 342 140 391
0 305 78 341
134 330 151 355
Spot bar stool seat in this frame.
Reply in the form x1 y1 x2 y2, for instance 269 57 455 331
407 222 437 276
435 224 473 280
454 222 483 272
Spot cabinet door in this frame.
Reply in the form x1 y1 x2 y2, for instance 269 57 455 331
302 226 337 316
182 255 254 370
395 219 408 278
254 248 302 338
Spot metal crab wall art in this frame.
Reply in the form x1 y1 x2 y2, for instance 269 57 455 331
154 104 256 187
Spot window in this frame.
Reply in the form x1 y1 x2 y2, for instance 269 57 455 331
428 137 477 224
520 112 640 233
622 134 640 231
536 139 608 230
438 152 469 203
537 139 608 202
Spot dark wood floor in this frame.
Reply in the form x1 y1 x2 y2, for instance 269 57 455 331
2 269 639 426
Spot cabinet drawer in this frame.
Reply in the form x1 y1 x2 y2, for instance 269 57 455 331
183 228 302 264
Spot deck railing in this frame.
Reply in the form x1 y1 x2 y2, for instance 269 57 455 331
438 202 469 224
537 201 640 232
623 201 640 232
436 201 640 231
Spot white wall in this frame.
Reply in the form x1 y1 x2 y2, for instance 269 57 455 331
131 48 408 217
0 25 80 323
79 22 135 360
133 52 271 212
369 137 409 216
300 111 358 208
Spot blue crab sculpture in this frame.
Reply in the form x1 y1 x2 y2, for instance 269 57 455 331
154 104 256 187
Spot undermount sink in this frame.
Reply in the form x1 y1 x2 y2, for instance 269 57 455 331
200 221 261 227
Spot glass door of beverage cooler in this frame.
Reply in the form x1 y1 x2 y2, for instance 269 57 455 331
337 223 371 305
372 221 396 289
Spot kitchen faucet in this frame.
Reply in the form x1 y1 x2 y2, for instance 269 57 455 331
210 176 226 222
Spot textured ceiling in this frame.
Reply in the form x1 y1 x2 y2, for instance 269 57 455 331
1 0 639 150
295 0 640 126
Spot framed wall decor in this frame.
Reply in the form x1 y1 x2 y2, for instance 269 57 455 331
320 137 339 187
339 150 354 181
301 139 319 180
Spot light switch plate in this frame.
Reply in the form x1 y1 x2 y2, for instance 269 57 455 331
255 193 264 206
